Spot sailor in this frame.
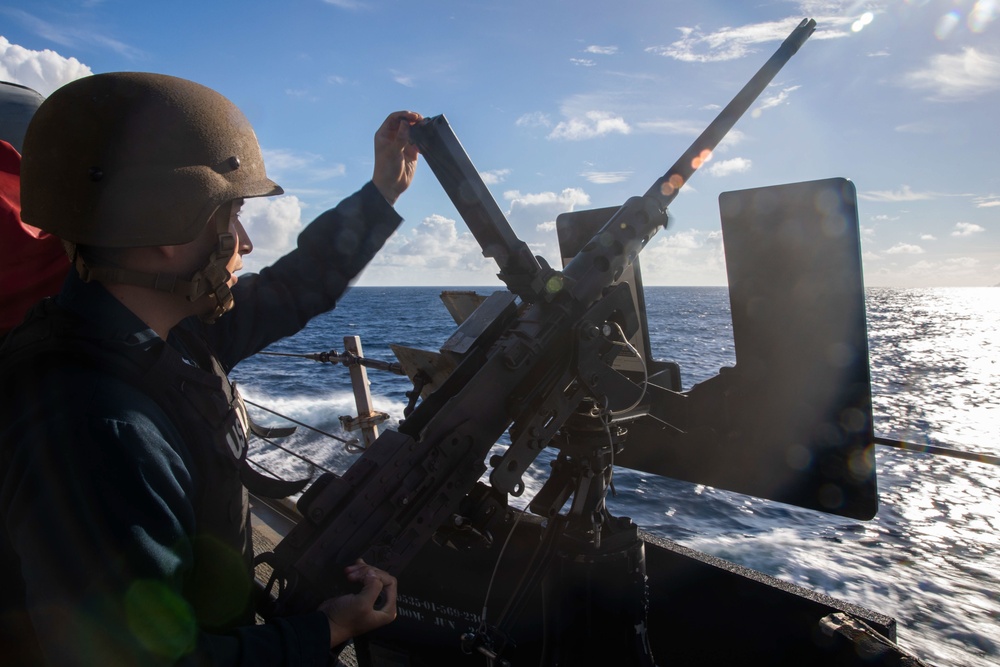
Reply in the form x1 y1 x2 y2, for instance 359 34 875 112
0 72 420 665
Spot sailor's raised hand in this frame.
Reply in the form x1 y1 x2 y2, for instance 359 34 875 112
373 110 422 206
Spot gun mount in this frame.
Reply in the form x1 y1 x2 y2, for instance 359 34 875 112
257 16 889 664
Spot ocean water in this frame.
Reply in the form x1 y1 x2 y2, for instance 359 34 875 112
232 286 1000 667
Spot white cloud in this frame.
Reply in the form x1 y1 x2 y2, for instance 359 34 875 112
859 185 933 202
501 188 593 268
262 149 317 171
870 256 987 287
367 214 496 283
261 148 346 182
537 220 557 233
634 119 705 136
944 257 980 269
0 35 91 96
919 234 937 241
390 69 415 87
952 222 985 237
632 120 741 153
751 85 801 118
585 45 618 55
298 164 348 182
714 129 746 152
974 195 1000 208
515 111 551 128
581 171 631 184
886 243 925 255
902 47 1000 101
322 0 367 9
392 215 469 258
3 8 142 60
570 58 596 67
645 18 830 63
705 157 751 177
894 122 934 134
639 229 727 285
239 196 306 271
504 188 591 210
284 88 318 101
480 169 511 185
548 111 630 141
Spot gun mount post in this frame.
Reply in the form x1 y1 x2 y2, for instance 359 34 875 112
535 407 656 666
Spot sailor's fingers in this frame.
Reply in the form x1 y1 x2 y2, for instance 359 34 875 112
373 111 422 204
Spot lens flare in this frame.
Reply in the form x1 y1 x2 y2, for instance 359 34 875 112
969 0 997 32
660 174 685 197
935 10 961 39
852 11 875 32
691 149 713 170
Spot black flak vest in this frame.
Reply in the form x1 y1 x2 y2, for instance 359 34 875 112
0 299 305 631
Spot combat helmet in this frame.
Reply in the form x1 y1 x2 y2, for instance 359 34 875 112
20 72 283 320
0 81 45 153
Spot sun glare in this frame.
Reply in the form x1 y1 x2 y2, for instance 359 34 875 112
851 12 875 33
660 173 685 198
969 0 998 32
691 149 713 170
935 10 962 39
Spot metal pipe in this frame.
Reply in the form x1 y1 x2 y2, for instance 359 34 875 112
874 436 999 466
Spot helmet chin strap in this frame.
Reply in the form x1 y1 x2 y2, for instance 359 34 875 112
195 232 237 323
74 231 237 324
75 203 240 325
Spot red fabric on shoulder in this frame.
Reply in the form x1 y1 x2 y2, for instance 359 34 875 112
0 140 70 332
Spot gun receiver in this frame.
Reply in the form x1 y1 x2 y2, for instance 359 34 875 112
262 18 817 615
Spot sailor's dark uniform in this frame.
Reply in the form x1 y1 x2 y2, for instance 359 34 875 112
0 183 400 666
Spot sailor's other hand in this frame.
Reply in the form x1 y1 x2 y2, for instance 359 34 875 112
372 110 422 206
318 559 398 648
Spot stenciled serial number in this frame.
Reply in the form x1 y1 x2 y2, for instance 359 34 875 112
397 593 480 628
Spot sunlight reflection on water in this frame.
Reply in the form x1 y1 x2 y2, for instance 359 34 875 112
867 287 999 456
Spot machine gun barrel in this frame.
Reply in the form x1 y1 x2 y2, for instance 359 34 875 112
263 19 817 617
560 20 816 312
647 17 816 208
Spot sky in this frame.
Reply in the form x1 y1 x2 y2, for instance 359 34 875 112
1 0 998 288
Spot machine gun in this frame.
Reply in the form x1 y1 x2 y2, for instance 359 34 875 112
261 22 873 660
